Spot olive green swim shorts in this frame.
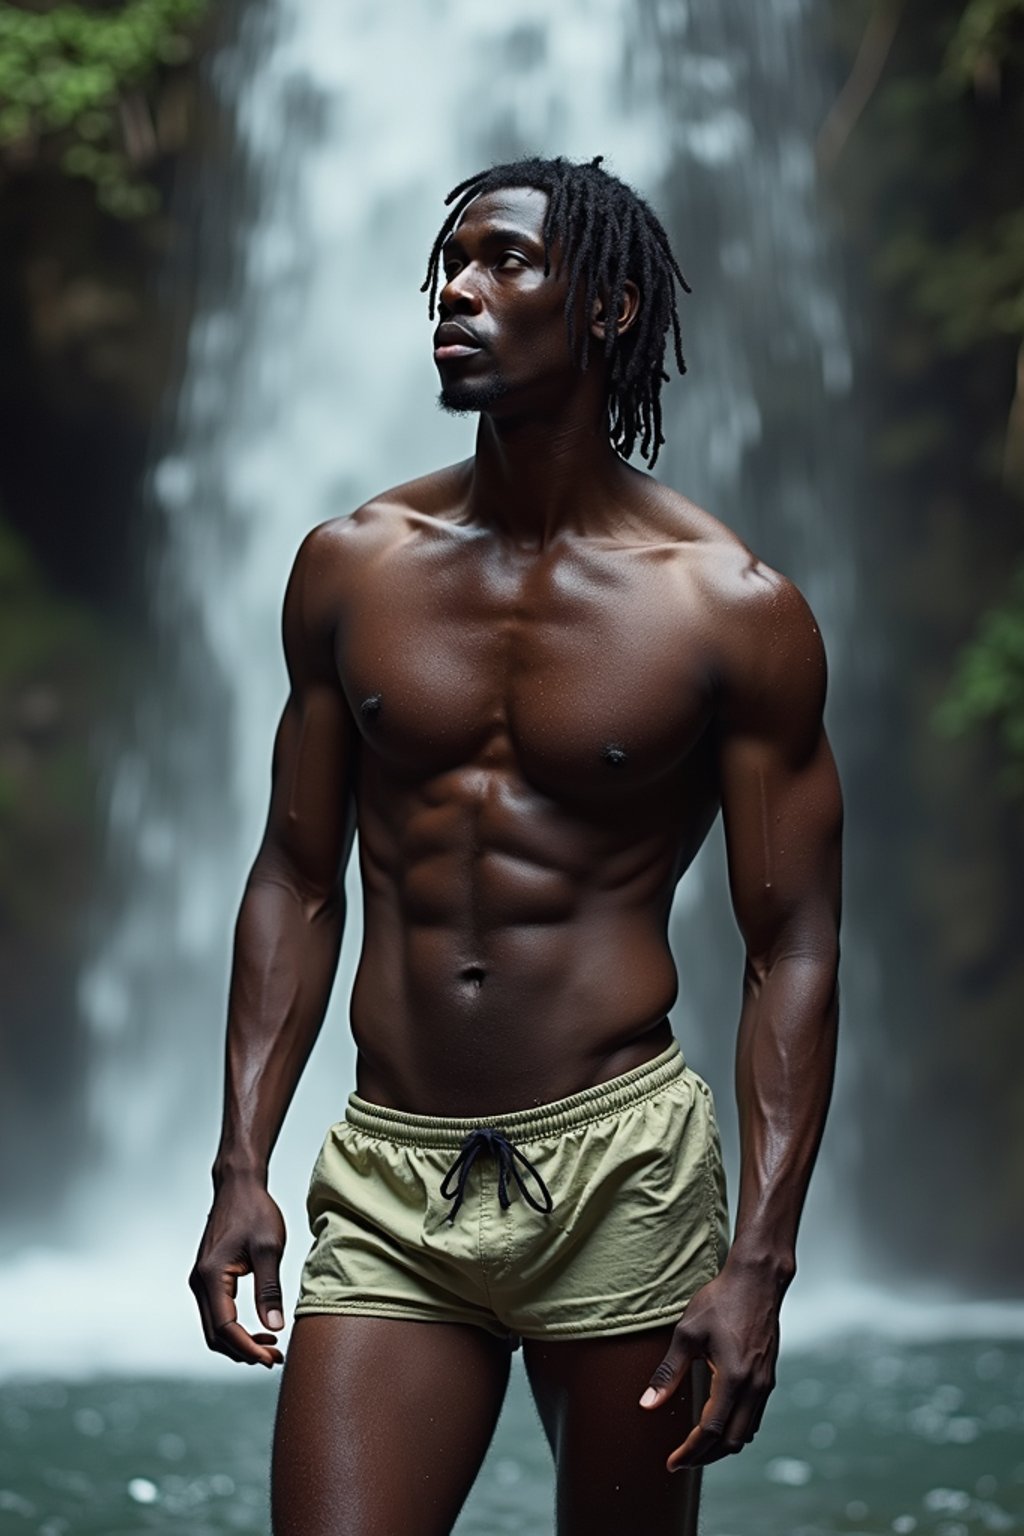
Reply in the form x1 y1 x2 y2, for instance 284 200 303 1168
294 1037 730 1349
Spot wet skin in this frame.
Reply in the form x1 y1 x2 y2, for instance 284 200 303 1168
190 186 843 1535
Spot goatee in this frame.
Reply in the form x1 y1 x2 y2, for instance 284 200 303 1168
437 373 510 415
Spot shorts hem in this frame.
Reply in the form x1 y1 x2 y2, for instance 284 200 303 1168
292 1300 513 1340
512 1289 712 1340
293 1285 713 1341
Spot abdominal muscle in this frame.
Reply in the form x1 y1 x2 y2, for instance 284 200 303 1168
348 825 682 1116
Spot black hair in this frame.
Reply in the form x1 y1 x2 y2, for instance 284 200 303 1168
422 154 690 467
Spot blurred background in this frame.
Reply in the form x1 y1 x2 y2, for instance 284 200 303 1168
1 1 1023 1532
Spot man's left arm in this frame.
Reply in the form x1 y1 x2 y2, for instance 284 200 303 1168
641 566 844 1471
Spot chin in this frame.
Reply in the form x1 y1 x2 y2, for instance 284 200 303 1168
437 374 511 415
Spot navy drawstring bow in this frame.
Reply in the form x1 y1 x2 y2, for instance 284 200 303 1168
439 1127 554 1225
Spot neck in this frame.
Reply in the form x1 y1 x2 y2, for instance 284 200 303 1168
467 402 632 551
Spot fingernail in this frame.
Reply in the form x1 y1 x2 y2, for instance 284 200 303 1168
640 1388 659 1408
268 1310 284 1330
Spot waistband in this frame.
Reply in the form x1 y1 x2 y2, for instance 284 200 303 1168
344 1036 686 1148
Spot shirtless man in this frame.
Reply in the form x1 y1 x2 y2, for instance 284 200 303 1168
189 154 843 1536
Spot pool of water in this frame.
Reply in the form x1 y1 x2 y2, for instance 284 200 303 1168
2 1337 1022 1534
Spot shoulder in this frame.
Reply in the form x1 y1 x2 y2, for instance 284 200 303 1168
639 479 828 733
291 459 474 578
701 544 828 744
287 458 474 600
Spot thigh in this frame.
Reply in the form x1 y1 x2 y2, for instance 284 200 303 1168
271 1314 512 1536
523 1325 709 1536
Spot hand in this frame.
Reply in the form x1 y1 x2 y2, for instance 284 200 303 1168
189 1176 287 1368
638 1260 783 1471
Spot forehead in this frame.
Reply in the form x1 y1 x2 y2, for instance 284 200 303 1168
450 185 550 243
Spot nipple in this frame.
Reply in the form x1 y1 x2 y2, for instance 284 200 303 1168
360 693 382 719
601 743 627 767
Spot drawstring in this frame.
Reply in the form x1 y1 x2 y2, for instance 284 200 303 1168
439 1127 554 1225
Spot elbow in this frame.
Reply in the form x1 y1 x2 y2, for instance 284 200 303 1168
743 936 840 993
248 848 345 927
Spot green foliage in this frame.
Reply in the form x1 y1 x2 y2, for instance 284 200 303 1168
944 0 1024 85
934 560 1024 794
874 210 1024 352
865 6 1024 370
0 0 207 217
931 5 1024 779
842 0 1024 784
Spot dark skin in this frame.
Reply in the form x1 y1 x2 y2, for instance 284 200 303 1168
190 186 843 1535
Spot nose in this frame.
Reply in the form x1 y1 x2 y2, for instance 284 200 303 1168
438 263 483 319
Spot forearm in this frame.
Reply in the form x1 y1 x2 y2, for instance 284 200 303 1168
212 858 346 1188
726 946 840 1287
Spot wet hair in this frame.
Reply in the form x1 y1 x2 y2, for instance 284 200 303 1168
422 154 690 466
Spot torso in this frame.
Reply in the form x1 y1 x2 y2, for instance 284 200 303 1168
322 458 763 1113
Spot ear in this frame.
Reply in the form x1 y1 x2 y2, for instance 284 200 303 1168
590 279 640 342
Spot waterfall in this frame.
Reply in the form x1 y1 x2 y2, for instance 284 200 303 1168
7 0 877 1375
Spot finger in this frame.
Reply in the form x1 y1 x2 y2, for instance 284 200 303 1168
190 1271 251 1365
746 1376 775 1440
194 1284 254 1370
209 1271 281 1367
194 1261 277 1367
673 1407 751 1470
216 1318 283 1368
678 1405 759 1469
251 1245 286 1333
667 1369 739 1471
639 1328 695 1408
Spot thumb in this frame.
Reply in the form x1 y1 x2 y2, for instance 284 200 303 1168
252 1247 285 1332
640 1327 695 1408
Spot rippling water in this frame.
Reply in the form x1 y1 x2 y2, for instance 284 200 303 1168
3 1338 1022 1535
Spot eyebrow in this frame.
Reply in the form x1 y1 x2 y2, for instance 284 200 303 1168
441 226 545 259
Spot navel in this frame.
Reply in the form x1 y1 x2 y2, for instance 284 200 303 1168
601 743 628 768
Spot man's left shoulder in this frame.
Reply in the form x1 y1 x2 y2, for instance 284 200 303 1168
643 493 829 722
701 545 821 645
709 552 829 735
643 482 816 633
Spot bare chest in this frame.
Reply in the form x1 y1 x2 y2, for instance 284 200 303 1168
336 537 716 796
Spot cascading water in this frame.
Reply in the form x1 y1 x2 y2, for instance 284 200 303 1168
7 0 897 1374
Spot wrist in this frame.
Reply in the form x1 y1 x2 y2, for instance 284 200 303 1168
723 1243 797 1294
212 1157 268 1191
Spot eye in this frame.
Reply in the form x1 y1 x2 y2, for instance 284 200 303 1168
496 251 529 269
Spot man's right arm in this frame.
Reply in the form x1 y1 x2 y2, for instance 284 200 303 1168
189 520 357 1367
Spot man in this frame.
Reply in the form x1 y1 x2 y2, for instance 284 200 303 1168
190 154 843 1536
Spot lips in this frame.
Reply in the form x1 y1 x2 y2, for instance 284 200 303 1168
433 321 484 360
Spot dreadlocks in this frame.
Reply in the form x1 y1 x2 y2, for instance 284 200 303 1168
421 154 690 467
